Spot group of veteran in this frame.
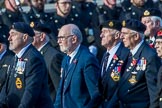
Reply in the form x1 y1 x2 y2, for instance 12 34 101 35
0 21 161 108
53 19 162 108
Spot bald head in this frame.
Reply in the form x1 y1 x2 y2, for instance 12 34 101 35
59 24 83 43
57 24 83 54
56 0 72 2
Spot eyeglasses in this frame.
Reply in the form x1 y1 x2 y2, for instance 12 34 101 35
57 35 73 41
57 2 72 5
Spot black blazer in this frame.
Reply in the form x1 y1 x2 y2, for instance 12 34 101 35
0 45 54 108
0 50 14 91
99 43 129 108
118 42 161 108
40 43 64 102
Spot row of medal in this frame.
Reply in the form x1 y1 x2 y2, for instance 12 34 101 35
128 57 147 85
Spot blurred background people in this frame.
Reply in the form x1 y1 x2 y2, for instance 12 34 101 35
97 0 123 25
1 0 24 27
120 0 153 21
141 8 162 48
26 0 52 24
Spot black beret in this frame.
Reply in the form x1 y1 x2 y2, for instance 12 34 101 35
11 22 35 37
30 22 51 34
122 19 146 33
100 20 122 31
0 24 9 44
0 35 8 44
157 29 162 39
142 8 161 18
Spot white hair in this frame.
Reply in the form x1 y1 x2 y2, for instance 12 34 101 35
151 16 162 27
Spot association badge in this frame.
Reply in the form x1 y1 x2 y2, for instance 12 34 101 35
16 78 23 89
128 71 137 85
111 71 120 81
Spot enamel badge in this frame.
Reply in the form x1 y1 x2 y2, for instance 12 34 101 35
136 57 147 71
110 60 123 82
128 71 137 85
15 78 23 89
111 70 120 81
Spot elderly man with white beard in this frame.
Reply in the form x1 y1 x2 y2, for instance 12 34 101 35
141 8 162 48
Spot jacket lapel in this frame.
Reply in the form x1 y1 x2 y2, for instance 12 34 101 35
40 43 50 55
63 46 82 93
119 42 145 85
101 44 125 88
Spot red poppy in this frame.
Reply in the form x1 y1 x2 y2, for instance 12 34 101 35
157 30 162 37
113 54 118 60
73 59 78 64
132 58 137 66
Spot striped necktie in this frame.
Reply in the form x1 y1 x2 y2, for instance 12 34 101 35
101 52 109 77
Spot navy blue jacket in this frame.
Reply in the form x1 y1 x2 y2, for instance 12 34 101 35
54 45 101 108
0 45 54 108
99 43 129 108
118 42 161 108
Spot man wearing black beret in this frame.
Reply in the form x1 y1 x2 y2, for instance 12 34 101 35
0 24 14 92
99 20 129 108
141 8 162 48
0 22 54 108
155 29 162 108
31 22 64 102
118 19 161 108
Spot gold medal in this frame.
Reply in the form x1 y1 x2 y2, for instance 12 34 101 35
15 78 23 89
128 72 137 84
129 75 137 84
112 74 120 81
111 71 120 81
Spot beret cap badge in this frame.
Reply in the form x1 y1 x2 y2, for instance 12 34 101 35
30 22 34 28
144 10 150 16
122 20 126 27
109 21 114 27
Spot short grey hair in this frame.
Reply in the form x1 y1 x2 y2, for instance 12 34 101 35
151 16 162 27
131 29 145 40
71 25 83 43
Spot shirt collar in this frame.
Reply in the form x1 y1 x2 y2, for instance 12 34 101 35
0 50 7 60
38 42 48 51
16 44 31 58
131 40 144 56
68 44 80 64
